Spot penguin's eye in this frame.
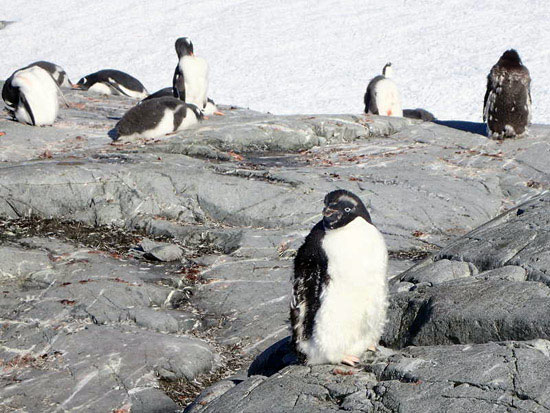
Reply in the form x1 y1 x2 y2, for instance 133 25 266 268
344 207 351 213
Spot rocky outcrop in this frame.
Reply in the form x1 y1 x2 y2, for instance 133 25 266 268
2 85 550 411
186 340 550 412
186 191 550 412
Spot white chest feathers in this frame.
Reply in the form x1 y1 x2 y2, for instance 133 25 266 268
298 217 389 365
12 66 59 126
180 55 209 108
373 78 403 117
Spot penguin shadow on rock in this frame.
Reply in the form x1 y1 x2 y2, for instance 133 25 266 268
251 190 391 376
434 119 487 136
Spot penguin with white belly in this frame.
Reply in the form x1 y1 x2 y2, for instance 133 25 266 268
2 65 59 126
483 49 531 139
364 63 403 117
28 61 73 88
291 190 388 366
76 69 148 99
173 37 208 108
113 96 203 141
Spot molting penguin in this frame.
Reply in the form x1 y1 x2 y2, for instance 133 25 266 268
28 61 72 88
291 190 388 366
364 63 403 117
76 69 148 99
2 65 59 126
113 96 202 141
483 49 531 139
173 37 209 110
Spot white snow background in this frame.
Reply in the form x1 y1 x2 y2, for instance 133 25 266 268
1 0 549 123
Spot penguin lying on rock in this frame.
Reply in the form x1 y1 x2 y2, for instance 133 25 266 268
113 96 202 141
27 61 72 88
76 69 148 99
291 190 388 366
364 63 403 117
142 86 219 115
484 49 531 139
2 65 60 126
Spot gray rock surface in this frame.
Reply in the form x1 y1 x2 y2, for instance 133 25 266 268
0 238 215 412
437 192 550 285
2 85 550 411
186 340 550 412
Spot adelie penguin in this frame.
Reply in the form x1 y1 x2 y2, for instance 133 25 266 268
291 190 388 366
483 49 531 139
76 69 148 99
2 65 60 126
113 96 203 141
172 37 221 115
364 63 403 117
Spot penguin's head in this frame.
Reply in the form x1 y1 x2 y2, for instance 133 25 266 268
175 37 194 58
75 76 89 89
186 103 204 121
499 49 522 67
382 63 393 78
322 190 372 230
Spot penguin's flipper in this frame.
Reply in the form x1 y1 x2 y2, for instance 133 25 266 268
53 81 70 108
364 90 371 114
20 93 36 126
172 66 185 101
105 81 131 97
482 77 492 122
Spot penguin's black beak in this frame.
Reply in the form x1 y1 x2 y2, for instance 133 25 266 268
322 207 341 227
322 207 337 217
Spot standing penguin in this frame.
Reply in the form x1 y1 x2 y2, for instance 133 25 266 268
483 49 531 139
172 37 209 110
2 65 59 126
364 63 403 117
76 69 148 99
113 96 202 141
290 190 388 366
28 61 72 88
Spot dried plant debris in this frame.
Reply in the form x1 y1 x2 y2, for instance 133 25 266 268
160 341 250 408
388 249 434 262
0 216 160 256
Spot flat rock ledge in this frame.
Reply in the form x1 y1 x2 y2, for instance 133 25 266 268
186 340 550 413
1 86 550 411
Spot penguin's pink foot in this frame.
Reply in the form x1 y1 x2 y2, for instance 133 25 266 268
341 355 360 366
214 111 225 116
